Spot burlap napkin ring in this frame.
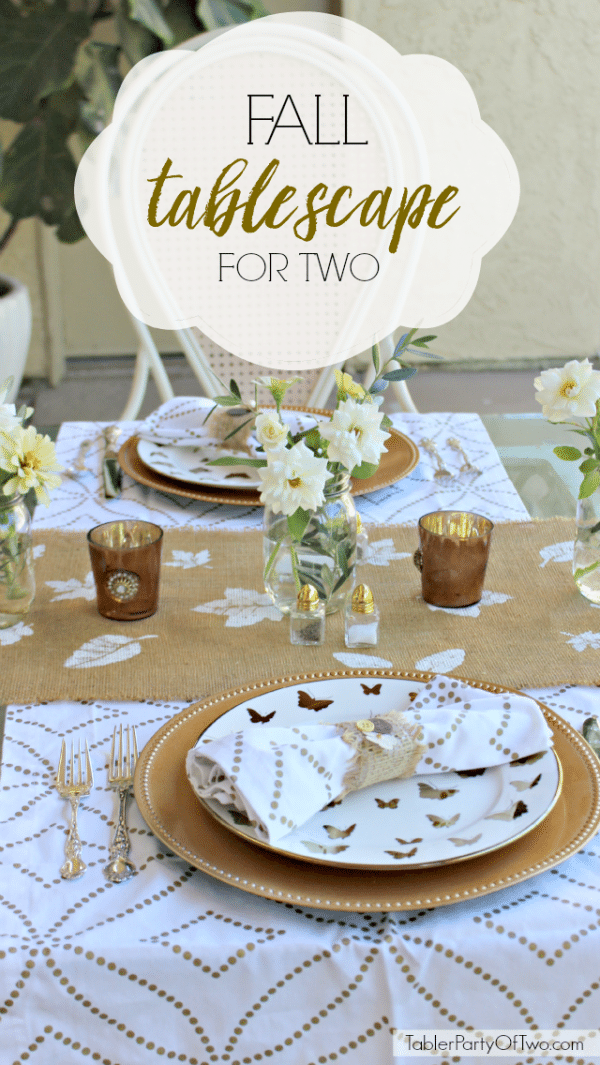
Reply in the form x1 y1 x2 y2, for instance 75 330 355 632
335 710 424 798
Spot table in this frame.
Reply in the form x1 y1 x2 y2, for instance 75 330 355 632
3 411 600 1065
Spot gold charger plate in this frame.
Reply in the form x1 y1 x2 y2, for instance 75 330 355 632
118 407 419 506
134 669 600 912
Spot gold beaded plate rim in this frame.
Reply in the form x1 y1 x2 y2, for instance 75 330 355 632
134 669 600 912
190 680 563 871
119 407 419 506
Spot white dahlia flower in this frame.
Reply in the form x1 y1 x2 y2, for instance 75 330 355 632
319 397 390 470
258 440 329 516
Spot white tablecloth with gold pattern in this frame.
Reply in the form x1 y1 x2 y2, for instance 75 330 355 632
3 415 599 1065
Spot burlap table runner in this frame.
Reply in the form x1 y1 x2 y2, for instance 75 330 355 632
3 518 597 703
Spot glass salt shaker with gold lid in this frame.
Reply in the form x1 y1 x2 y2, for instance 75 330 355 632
344 583 379 647
290 583 326 646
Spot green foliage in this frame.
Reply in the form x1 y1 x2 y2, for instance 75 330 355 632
350 460 378 479
0 0 268 249
287 507 311 542
553 446 583 461
579 470 600 500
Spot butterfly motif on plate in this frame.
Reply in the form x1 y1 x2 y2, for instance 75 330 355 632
385 847 418 859
394 837 422 845
247 708 276 723
510 774 541 792
323 823 356 839
297 690 334 712
427 812 460 829
486 799 528 821
456 767 486 778
448 834 482 847
361 683 381 695
375 797 399 809
418 783 458 800
510 751 545 766
301 840 349 855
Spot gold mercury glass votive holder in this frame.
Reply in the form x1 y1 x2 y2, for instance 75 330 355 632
87 520 163 620
413 510 494 608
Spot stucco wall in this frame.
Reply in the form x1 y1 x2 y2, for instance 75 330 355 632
344 0 600 365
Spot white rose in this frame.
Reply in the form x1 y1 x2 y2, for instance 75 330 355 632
534 358 600 422
255 411 288 451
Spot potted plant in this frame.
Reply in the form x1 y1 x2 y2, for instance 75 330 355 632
0 0 267 398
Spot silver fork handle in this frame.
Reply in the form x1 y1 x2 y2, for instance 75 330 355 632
104 787 136 883
60 795 87 880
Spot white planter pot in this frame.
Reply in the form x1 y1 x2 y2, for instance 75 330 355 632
0 275 32 402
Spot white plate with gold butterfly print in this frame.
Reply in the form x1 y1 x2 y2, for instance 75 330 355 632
192 676 562 870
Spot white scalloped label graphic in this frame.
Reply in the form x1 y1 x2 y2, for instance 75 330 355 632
75 12 519 369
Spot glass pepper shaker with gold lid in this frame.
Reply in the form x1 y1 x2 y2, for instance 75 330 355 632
290 583 326 646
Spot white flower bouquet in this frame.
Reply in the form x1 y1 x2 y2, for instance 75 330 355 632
534 358 600 499
534 358 600 601
0 378 62 624
207 332 437 609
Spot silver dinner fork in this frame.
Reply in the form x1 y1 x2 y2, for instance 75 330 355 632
63 438 93 479
420 438 452 479
55 739 94 881
446 437 481 476
103 725 138 884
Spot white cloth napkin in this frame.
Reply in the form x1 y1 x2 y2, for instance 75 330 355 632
137 397 322 448
186 675 553 844
137 396 239 448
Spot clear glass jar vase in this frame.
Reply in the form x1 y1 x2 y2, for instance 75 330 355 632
0 493 35 627
574 491 600 603
263 471 356 615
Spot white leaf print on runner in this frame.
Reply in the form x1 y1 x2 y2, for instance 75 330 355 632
46 572 96 602
193 588 282 628
426 590 512 618
363 539 411 567
561 631 600 652
64 634 158 669
164 550 212 569
332 652 394 669
0 622 33 646
32 544 46 560
415 648 465 672
539 541 572 567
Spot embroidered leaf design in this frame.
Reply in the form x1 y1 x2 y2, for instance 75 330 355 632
164 550 212 569
64 634 158 669
539 540 572 568
0 621 33 646
332 652 393 669
46 572 96 601
363 539 411 567
415 649 465 673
